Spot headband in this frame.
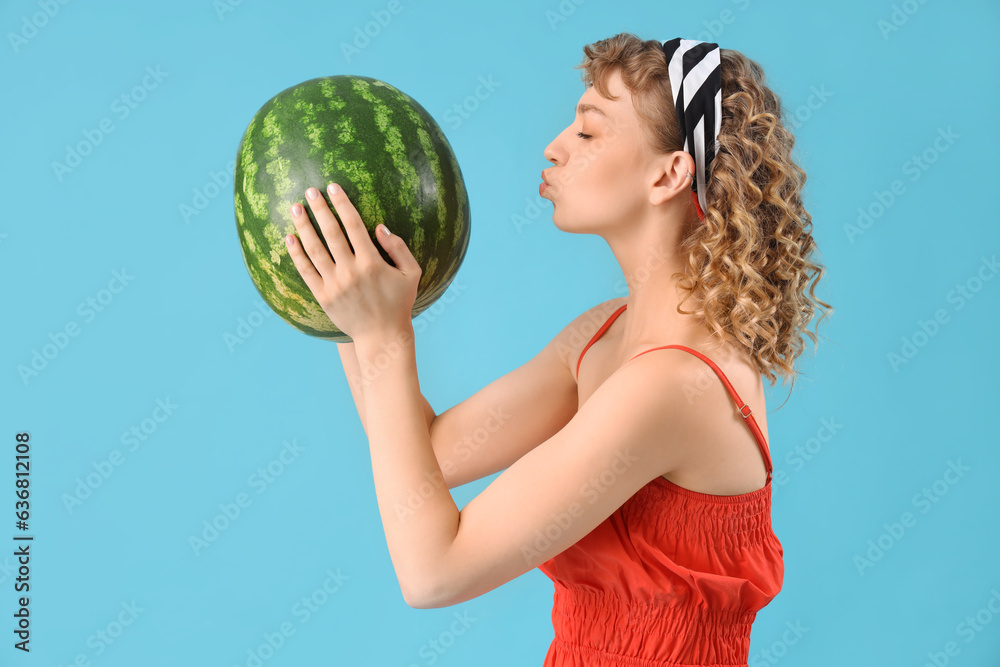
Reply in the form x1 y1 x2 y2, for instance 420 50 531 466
661 38 722 221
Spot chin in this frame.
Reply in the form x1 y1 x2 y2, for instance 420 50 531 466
551 214 575 234
553 211 601 234
550 206 581 232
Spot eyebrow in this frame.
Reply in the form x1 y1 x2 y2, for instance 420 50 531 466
576 103 608 118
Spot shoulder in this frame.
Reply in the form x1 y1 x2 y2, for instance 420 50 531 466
572 346 694 476
549 297 628 376
621 338 766 451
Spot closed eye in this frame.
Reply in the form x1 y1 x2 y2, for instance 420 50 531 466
576 131 592 140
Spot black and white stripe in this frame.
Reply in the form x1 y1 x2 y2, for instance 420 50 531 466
661 38 722 220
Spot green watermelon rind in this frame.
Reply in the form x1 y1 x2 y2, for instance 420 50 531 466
233 75 471 342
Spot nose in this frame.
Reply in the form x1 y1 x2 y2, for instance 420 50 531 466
543 144 557 166
544 134 563 166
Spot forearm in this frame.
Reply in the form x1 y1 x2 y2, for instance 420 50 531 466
354 327 458 604
338 340 436 436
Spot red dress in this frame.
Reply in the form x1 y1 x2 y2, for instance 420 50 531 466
537 303 784 666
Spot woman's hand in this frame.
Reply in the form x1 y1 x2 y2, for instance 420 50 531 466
284 183 421 342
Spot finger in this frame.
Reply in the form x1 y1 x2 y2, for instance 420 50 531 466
304 186 354 265
376 224 422 275
326 183 380 261
291 198 337 277
284 230 325 296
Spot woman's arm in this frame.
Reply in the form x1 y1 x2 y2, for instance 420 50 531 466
338 340 436 436
343 298 620 491
354 322 688 609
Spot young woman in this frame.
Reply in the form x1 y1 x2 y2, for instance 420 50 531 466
285 31 831 667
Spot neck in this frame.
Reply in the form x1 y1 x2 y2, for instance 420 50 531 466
601 216 708 355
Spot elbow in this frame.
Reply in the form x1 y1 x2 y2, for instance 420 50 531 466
402 584 437 610
402 574 455 610
401 577 430 609
404 592 438 610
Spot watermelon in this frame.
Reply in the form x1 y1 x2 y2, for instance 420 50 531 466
233 75 471 342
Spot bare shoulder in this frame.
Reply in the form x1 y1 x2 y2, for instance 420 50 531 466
625 336 771 485
549 297 628 379
579 347 698 478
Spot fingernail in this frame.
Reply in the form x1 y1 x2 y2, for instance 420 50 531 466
285 234 294 247
380 224 391 237
291 203 302 216
328 183 340 194
306 188 318 200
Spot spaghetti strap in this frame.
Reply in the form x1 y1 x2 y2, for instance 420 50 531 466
575 303 628 381
575 302 772 485
627 343 773 485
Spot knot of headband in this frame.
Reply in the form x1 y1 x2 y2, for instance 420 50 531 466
661 37 722 221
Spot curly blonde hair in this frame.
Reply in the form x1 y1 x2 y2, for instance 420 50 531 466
577 32 832 391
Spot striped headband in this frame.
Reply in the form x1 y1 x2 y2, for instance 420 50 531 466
661 38 722 221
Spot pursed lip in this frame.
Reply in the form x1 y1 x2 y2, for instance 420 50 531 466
541 170 551 185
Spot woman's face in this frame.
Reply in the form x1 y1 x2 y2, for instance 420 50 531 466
541 69 656 232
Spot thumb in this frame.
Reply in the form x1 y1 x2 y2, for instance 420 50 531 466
377 224 421 274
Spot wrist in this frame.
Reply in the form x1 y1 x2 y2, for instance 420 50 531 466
353 325 415 359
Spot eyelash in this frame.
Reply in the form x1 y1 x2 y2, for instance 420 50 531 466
576 131 592 140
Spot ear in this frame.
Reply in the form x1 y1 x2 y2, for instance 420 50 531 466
649 151 698 227
649 150 696 208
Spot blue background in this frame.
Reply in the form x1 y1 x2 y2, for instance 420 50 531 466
3 0 999 665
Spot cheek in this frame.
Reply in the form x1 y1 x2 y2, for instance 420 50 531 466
583 152 631 195
585 138 627 172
